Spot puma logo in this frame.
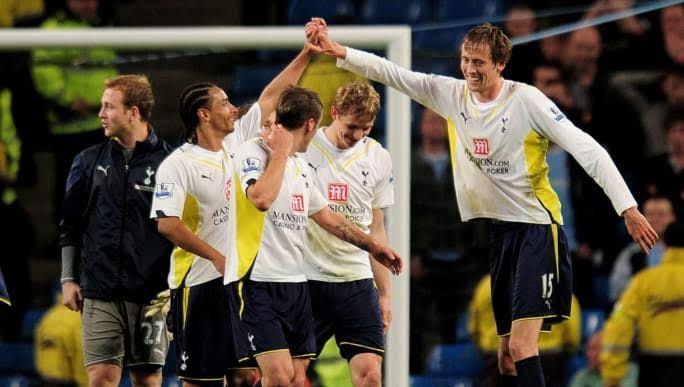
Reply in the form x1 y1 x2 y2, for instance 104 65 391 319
96 165 111 176
460 112 471 124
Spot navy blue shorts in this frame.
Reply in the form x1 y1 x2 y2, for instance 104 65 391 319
240 280 316 359
170 277 239 382
489 221 572 336
224 281 258 370
309 279 384 360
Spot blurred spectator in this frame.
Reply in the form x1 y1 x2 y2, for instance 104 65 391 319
609 196 675 302
409 107 488 373
31 0 118 219
610 66 684 157
660 4 684 66
0 87 35 341
311 338 352 387
35 290 87 387
601 222 684 387
504 4 536 38
0 0 44 27
639 109 684 219
568 331 637 387
502 4 541 83
468 275 581 387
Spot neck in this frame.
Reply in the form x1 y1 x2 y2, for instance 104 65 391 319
196 126 224 152
474 77 504 103
118 122 149 149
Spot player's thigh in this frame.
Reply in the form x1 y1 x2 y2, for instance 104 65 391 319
123 300 168 368
82 298 125 368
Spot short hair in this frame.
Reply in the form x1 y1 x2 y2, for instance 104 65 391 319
276 86 323 130
104 74 154 122
333 81 380 119
178 82 217 144
462 23 513 65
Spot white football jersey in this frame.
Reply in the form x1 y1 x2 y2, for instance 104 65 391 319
302 128 394 282
338 48 636 224
234 137 328 282
151 104 261 288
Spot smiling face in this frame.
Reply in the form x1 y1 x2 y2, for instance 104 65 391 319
202 87 238 135
330 107 375 149
460 41 505 99
99 87 132 139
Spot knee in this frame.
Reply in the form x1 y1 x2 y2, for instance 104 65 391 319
261 370 293 387
351 362 382 387
361 369 382 387
130 368 162 387
507 335 537 362
87 365 121 387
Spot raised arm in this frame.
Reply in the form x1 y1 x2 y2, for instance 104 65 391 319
156 217 225 274
305 17 454 117
257 47 314 124
243 125 292 211
310 207 403 275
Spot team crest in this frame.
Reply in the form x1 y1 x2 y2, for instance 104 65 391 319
328 183 349 202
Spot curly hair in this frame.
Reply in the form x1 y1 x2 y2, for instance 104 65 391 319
333 81 380 119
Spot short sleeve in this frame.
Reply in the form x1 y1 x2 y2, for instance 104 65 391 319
150 154 188 219
372 147 395 209
235 139 268 194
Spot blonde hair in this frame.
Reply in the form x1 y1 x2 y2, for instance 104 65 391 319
333 81 380 118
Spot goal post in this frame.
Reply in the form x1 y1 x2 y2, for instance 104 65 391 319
0 26 412 387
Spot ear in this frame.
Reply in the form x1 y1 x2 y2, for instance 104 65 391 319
197 107 210 122
330 105 338 121
496 61 506 74
306 117 317 133
129 105 140 119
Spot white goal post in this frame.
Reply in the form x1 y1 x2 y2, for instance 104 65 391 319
0 26 412 387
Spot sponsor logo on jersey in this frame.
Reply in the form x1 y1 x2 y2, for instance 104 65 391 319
291 194 305 212
213 205 230 225
328 183 349 202
241 157 261 173
154 183 174 199
225 177 232 201
473 138 489 155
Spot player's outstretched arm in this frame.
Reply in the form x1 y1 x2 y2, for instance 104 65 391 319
257 45 314 125
305 17 347 59
157 216 226 274
622 206 659 254
310 207 403 275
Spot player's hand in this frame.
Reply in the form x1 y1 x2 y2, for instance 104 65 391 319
370 243 403 275
145 289 171 319
62 281 83 311
378 295 392 334
623 206 658 254
305 18 347 59
264 124 293 158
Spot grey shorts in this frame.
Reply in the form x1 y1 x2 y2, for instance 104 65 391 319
82 298 169 368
